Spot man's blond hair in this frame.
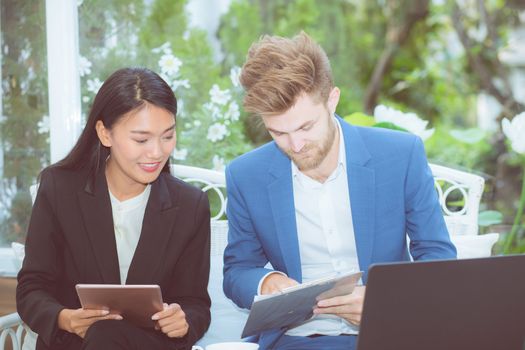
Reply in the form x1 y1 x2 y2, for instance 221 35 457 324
239 32 334 116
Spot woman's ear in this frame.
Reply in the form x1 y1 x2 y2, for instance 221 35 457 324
95 120 112 147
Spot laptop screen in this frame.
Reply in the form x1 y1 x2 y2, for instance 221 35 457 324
357 255 525 350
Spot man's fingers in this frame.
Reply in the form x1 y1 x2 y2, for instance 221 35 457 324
313 304 361 315
317 294 352 308
262 274 299 295
317 286 365 308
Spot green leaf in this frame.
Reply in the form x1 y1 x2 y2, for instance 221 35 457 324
478 210 503 227
450 128 486 144
343 112 375 127
373 122 409 133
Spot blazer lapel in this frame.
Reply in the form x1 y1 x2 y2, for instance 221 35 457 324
340 119 376 273
126 174 179 284
267 146 302 282
77 166 120 284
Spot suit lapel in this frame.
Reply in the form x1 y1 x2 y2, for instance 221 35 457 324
78 166 120 284
340 119 376 272
126 174 179 284
267 146 302 282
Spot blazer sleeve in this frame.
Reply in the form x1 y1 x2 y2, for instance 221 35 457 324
16 169 72 347
164 190 211 347
404 137 457 260
223 165 275 310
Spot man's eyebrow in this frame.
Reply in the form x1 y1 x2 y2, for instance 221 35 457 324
267 120 314 134
130 124 176 135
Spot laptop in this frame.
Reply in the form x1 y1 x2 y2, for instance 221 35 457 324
357 255 525 350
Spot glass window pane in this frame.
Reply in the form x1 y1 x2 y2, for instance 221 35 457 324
0 1 49 247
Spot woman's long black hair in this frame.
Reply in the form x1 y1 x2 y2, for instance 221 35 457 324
49 67 177 180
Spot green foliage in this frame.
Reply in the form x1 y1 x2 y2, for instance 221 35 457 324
425 125 492 170
373 122 409 133
449 128 486 144
0 1 49 244
343 113 375 127
478 210 503 227
1 0 522 253
78 0 252 172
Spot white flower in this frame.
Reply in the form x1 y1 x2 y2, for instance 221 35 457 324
209 84 231 106
193 120 202 127
212 155 225 172
171 79 190 91
82 96 90 103
207 123 228 142
172 148 188 161
225 101 240 121
177 99 185 116
230 66 241 87
37 115 50 134
20 47 31 62
159 53 182 76
502 111 525 154
152 42 171 55
204 102 222 121
374 104 435 141
86 78 103 94
78 55 92 77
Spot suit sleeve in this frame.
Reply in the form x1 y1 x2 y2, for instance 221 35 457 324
223 165 275 310
404 137 457 260
16 169 73 347
165 191 211 347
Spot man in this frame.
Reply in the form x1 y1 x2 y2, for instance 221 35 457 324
223 32 456 350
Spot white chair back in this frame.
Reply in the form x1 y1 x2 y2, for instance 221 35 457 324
429 163 484 237
429 163 499 259
170 164 248 346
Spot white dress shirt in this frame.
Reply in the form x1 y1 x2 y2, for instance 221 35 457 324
285 117 360 336
109 185 151 284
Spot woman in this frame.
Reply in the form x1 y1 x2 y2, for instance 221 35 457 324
16 67 211 350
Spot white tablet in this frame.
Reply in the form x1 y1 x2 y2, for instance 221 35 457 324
75 284 163 328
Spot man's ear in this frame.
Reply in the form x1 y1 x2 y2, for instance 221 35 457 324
95 120 112 147
327 87 340 115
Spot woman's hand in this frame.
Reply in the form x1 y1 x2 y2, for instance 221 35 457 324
152 303 189 338
58 308 122 338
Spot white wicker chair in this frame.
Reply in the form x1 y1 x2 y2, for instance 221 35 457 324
0 163 500 348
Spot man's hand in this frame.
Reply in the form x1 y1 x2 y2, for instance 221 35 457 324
58 308 122 338
152 303 189 338
313 285 366 325
261 273 299 295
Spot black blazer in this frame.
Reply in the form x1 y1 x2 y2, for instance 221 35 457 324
16 164 211 349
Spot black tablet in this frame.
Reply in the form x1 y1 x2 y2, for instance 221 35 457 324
75 284 163 328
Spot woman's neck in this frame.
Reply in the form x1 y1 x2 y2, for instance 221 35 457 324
105 160 147 201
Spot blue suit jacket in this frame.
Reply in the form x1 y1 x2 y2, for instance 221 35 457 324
223 118 456 346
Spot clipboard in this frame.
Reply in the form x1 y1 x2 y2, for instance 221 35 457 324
75 284 163 328
241 271 362 338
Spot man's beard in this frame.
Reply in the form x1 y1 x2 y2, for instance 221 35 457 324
285 118 336 171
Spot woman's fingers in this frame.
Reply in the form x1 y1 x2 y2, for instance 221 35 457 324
153 303 189 338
